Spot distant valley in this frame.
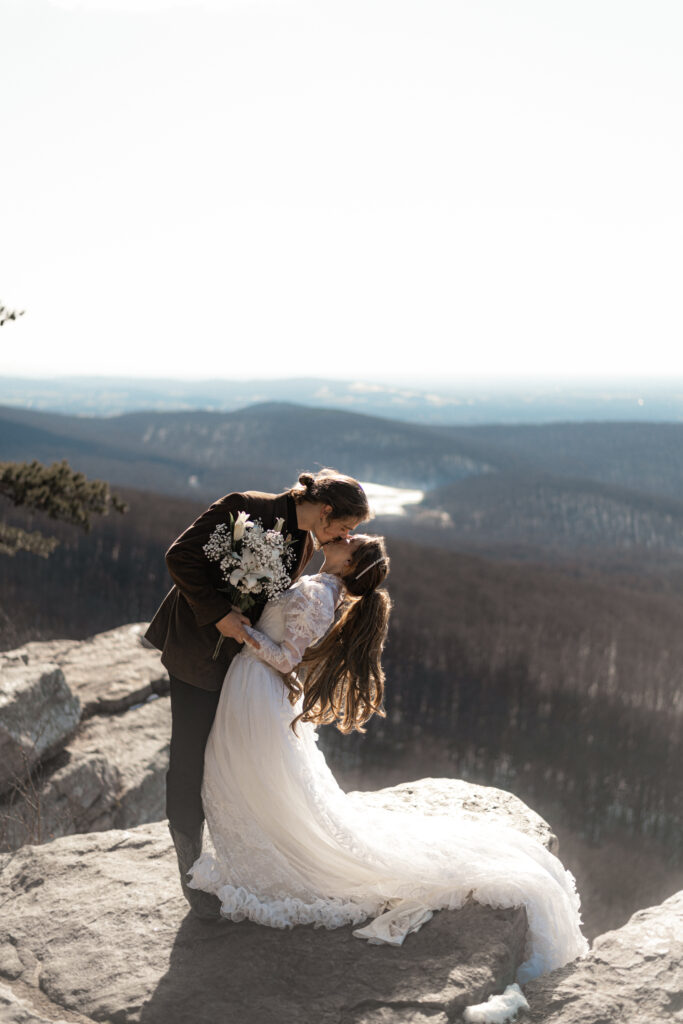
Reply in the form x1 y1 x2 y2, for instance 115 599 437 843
3 401 683 563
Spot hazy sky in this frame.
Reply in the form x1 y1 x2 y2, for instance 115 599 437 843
2 0 682 382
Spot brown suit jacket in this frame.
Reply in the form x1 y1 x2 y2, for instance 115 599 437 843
145 490 314 691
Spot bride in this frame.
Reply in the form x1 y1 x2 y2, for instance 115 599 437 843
189 534 588 983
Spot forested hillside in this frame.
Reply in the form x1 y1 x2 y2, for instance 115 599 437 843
0 403 495 495
5 403 683 560
4 483 682 712
418 471 683 557
450 421 683 501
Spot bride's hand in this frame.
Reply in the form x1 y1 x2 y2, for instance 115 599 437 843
215 610 259 648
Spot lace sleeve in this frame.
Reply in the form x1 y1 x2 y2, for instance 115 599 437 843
243 577 337 674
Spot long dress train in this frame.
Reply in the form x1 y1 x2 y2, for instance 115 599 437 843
189 573 588 983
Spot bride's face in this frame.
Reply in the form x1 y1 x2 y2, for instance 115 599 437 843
321 536 361 575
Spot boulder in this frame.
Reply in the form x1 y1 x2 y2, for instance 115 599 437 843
0 697 170 852
0 664 80 796
525 889 683 1024
0 821 527 1024
351 777 559 854
0 624 169 717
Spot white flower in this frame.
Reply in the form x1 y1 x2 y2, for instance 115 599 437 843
233 511 251 542
205 514 296 604
241 549 258 570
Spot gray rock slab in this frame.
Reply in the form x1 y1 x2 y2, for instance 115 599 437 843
525 889 683 1024
0 983 57 1024
0 698 170 852
0 664 80 796
0 624 168 717
0 822 527 1024
349 778 559 853
0 981 92 1024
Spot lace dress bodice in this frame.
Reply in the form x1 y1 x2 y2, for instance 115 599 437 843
239 572 344 675
189 572 588 984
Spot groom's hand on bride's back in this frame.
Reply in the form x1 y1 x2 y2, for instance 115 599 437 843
215 610 259 648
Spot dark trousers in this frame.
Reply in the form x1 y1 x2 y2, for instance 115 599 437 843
166 674 222 833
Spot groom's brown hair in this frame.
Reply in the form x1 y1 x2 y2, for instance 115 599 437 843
290 468 371 523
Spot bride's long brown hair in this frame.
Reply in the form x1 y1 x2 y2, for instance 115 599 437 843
285 535 391 734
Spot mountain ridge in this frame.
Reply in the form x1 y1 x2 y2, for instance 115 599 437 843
4 402 683 559
2 374 682 424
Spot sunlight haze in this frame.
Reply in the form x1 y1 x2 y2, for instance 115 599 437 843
2 0 682 381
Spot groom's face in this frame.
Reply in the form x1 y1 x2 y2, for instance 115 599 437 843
316 507 361 545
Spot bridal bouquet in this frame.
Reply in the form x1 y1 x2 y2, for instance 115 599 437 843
203 511 296 659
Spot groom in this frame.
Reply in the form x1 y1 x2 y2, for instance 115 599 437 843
145 471 369 918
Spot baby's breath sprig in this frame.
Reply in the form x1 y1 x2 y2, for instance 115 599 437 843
203 512 296 659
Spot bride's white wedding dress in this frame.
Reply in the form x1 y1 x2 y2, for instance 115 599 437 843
189 573 588 983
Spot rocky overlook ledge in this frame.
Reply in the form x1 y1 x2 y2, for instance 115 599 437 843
1 624 681 1023
0 625 170 852
1 823 681 1024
